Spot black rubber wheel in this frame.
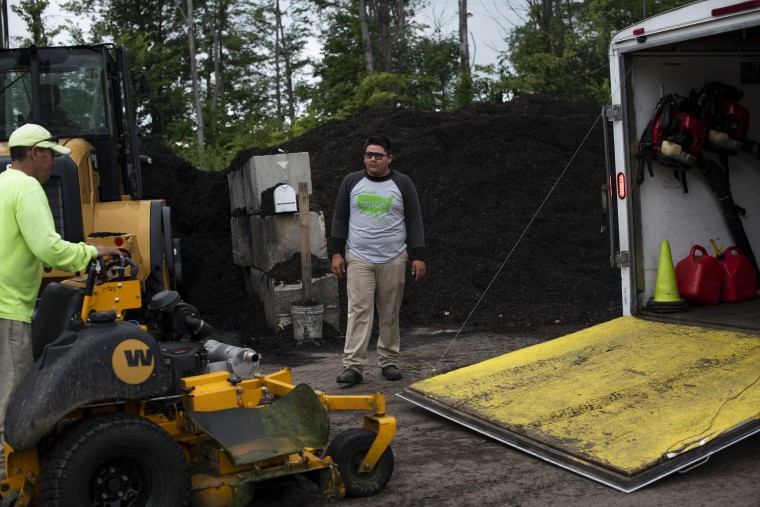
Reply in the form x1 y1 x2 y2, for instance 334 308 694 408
39 413 190 507
0 491 19 507
325 428 394 497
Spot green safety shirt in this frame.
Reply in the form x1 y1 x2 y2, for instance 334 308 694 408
0 167 97 323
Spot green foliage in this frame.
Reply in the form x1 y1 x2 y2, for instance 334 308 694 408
454 64 474 109
405 30 461 110
11 0 65 46
309 0 466 116
504 0 694 105
12 0 703 171
337 72 439 116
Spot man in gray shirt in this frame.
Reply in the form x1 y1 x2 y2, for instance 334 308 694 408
330 135 426 385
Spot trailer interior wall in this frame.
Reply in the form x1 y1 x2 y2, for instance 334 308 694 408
626 50 760 309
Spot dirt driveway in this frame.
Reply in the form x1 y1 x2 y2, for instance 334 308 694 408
246 327 760 507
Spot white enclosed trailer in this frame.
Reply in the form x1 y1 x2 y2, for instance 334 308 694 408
401 0 760 493
609 0 760 318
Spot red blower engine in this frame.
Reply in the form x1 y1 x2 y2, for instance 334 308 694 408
637 93 708 189
698 81 752 154
650 97 708 166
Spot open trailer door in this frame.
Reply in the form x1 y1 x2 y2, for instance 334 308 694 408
398 317 760 492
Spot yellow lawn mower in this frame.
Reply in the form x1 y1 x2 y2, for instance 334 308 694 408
0 254 396 506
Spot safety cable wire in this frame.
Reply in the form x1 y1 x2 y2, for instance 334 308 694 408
427 64 632 377
429 111 604 376
663 373 760 458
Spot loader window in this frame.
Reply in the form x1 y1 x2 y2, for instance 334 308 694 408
0 69 32 140
0 50 111 140
38 54 110 137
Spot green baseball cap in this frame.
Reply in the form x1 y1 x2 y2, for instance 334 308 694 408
9 123 71 157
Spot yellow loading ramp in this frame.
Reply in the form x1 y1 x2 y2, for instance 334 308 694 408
398 317 760 492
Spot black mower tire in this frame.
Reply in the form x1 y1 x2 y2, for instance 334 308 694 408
325 428 394 497
39 412 190 507
0 491 19 507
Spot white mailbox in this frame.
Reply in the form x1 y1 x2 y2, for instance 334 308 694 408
274 184 297 213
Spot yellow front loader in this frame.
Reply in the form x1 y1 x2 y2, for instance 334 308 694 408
0 44 181 302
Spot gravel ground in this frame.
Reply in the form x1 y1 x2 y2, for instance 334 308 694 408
245 326 760 507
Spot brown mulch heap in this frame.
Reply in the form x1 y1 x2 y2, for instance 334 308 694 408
141 94 621 346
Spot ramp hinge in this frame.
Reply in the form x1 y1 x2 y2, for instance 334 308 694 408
615 251 630 267
605 105 622 121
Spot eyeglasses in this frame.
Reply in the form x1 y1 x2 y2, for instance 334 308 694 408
31 136 59 148
364 152 388 160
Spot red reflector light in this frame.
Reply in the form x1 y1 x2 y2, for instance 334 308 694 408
114 237 124 247
617 173 626 199
632 27 645 35
713 0 760 16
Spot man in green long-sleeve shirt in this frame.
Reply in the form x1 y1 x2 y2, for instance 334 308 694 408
0 124 122 479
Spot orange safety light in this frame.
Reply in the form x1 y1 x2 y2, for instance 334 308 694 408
617 172 626 199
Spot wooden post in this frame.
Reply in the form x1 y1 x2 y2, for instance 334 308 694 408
298 182 313 303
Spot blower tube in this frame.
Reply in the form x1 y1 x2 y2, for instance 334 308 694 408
697 157 760 284
204 339 261 378
172 302 214 339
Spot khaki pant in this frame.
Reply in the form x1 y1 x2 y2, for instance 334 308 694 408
1 318 33 478
343 251 407 374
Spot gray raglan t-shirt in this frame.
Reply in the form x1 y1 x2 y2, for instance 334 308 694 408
331 169 426 264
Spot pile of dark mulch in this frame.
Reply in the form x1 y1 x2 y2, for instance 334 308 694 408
141 94 621 346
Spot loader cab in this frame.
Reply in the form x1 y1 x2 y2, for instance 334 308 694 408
0 44 143 203
0 44 177 294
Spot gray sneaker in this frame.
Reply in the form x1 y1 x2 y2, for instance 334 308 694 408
336 368 363 385
382 365 402 380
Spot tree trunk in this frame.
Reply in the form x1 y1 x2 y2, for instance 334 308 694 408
186 0 205 158
378 0 391 72
396 0 405 34
458 0 470 71
455 0 473 106
274 0 284 120
358 0 374 75
540 0 552 33
276 0 296 122
211 3 223 111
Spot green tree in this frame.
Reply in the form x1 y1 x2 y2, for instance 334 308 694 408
308 0 469 117
11 0 66 46
503 0 692 105
59 0 307 170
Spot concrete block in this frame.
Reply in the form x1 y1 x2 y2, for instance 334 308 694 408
230 214 253 267
227 167 256 213
246 267 339 334
243 267 254 294
249 212 328 272
245 152 312 214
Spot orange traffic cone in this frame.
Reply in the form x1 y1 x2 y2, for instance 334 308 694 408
648 240 689 313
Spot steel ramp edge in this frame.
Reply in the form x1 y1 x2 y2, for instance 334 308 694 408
397 389 760 493
395 317 760 492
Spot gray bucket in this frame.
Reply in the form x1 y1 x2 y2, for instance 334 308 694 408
291 303 324 342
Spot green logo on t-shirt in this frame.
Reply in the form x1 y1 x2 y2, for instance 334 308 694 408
357 192 393 216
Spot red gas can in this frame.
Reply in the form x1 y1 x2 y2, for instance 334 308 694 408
719 246 757 303
675 245 721 306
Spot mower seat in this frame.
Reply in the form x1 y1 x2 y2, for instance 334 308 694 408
187 383 330 466
32 282 84 361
